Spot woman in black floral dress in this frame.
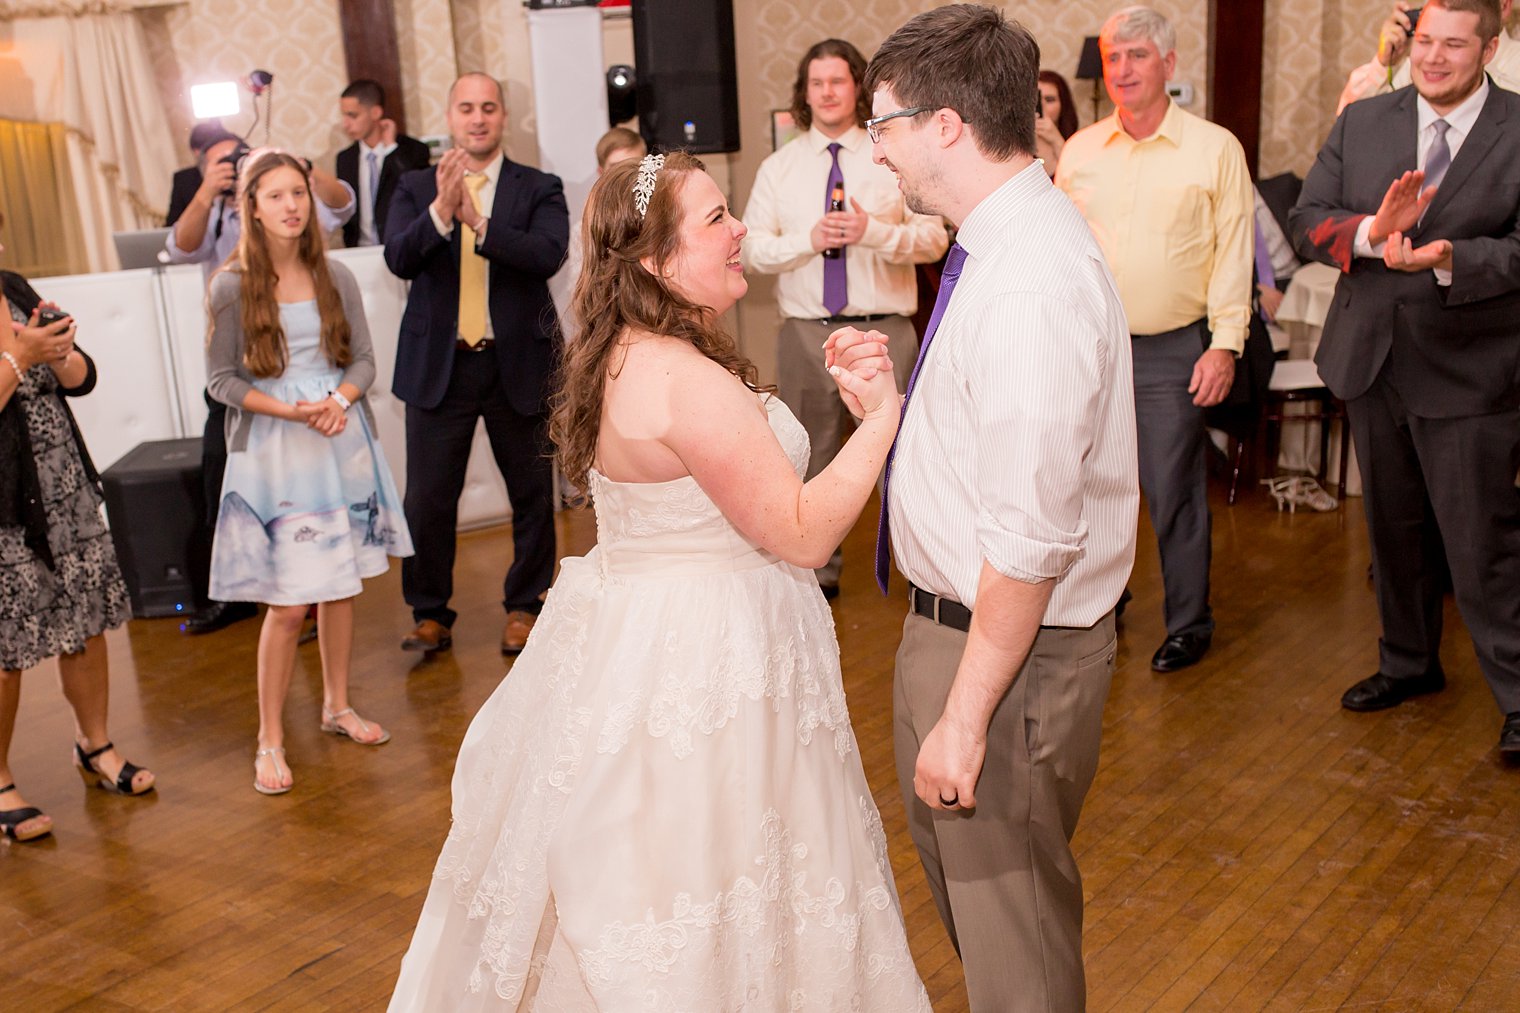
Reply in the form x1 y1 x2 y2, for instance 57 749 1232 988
0 211 156 843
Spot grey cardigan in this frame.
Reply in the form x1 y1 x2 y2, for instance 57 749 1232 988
205 259 378 451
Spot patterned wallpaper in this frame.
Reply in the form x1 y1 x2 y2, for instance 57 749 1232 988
139 0 349 176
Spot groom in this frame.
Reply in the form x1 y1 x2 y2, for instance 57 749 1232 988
862 6 1138 1009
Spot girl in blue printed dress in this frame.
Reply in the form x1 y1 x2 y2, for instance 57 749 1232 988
206 150 413 795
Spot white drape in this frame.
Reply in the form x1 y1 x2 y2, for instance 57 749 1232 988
0 7 179 271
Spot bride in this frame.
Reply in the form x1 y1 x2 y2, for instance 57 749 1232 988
389 151 930 1011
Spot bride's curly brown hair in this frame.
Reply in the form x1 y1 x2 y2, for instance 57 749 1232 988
550 151 765 489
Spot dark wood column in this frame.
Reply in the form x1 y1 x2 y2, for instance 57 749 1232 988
1207 0 1266 178
338 0 408 134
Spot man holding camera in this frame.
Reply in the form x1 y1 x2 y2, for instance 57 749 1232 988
1339 0 1520 112
163 131 356 633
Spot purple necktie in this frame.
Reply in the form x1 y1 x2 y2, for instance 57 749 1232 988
874 242 969 594
823 143 848 315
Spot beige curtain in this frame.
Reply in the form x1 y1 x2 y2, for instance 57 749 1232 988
0 7 179 273
0 119 88 277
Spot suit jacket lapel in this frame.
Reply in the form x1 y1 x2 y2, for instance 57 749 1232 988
1417 76 1506 230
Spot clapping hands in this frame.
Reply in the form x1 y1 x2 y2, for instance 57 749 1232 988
432 148 485 232
823 326 900 422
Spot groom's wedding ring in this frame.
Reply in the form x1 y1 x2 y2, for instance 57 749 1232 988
939 793 958 807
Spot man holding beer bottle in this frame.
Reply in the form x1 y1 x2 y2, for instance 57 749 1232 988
742 37 947 600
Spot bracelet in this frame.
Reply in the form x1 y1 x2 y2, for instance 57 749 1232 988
329 389 352 411
1 350 23 384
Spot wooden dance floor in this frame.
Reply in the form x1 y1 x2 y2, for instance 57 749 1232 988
4 482 1517 1011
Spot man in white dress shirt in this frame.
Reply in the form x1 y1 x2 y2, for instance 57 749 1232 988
335 79 432 249
856 5 1138 1009
743 38 947 599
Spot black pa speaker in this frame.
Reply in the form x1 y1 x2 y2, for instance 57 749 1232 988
100 438 208 619
631 0 740 154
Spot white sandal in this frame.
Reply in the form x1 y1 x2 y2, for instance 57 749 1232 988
320 707 391 746
254 746 292 795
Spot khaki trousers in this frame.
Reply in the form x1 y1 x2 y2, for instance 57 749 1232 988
775 314 917 586
894 609 1116 1012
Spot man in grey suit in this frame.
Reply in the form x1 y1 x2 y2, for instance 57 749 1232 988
1290 0 1520 757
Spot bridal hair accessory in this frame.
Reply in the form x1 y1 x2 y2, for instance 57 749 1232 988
633 153 665 219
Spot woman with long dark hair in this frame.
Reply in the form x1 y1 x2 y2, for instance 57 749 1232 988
1037 69 1081 176
206 149 411 796
0 210 154 843
389 152 930 1010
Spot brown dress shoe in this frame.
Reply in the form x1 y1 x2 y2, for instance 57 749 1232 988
401 619 452 653
502 611 536 655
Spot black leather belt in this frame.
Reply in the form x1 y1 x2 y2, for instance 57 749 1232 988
818 313 891 325
456 337 495 352
909 583 972 633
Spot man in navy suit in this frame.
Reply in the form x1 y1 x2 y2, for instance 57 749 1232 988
383 72 569 656
335 79 432 248
1290 0 1520 757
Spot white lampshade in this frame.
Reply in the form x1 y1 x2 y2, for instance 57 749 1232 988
190 82 240 119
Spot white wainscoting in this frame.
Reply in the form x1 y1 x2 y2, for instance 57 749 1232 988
32 246 518 530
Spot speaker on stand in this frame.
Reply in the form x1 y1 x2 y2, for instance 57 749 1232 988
631 0 740 154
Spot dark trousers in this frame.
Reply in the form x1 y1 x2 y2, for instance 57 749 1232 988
402 348 555 628
1132 321 1214 638
1346 370 1520 714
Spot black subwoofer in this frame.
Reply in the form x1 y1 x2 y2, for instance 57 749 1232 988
100 438 208 619
632 0 740 154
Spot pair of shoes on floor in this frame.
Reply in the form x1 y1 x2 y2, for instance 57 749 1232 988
1262 476 1338 513
1151 632 1211 672
1340 670 1446 712
183 600 260 635
401 619 452 653
0 784 52 842
320 707 391 746
73 741 155 796
1502 713 1520 759
502 611 537 655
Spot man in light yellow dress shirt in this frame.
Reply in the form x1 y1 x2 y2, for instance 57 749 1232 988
1056 5 1253 673
743 38 947 599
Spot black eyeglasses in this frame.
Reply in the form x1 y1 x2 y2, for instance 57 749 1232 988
865 106 931 143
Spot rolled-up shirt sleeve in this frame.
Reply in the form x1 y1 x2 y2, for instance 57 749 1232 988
964 292 1097 584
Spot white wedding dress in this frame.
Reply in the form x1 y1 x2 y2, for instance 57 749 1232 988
389 397 930 1012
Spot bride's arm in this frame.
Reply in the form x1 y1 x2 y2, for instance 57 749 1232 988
661 345 898 570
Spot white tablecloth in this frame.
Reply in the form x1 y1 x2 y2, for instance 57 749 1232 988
1269 261 1360 495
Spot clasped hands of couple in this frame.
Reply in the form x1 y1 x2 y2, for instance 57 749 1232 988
1370 169 1453 273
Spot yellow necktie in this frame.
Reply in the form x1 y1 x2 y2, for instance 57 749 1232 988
458 173 489 346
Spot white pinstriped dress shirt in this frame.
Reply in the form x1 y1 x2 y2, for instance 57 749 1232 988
887 163 1139 627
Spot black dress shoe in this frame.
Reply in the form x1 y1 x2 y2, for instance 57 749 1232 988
1500 713 1520 758
1151 632 1211 672
183 600 259 635
1340 671 1445 712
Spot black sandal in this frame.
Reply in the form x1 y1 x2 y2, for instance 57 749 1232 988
73 741 155 796
0 784 53 842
